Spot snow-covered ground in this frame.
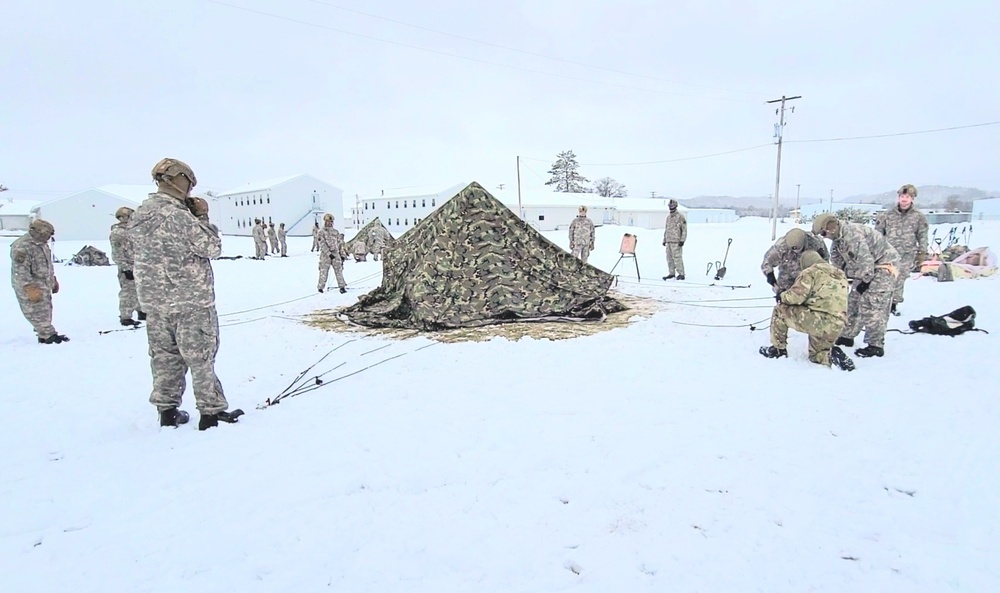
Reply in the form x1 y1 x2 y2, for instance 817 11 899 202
1 217 997 592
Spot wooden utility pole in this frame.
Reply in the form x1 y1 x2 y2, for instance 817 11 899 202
766 94 801 240
795 184 801 223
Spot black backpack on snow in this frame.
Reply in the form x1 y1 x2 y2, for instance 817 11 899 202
907 306 984 336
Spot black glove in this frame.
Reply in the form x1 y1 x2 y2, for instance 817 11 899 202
765 271 776 286
678 242 684 247
856 281 870 294
775 292 783 303
123 270 134 281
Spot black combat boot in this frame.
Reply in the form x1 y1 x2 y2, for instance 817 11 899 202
676 275 685 280
198 409 245 431
758 345 788 359
662 274 675 280
39 334 69 344
891 303 900 316
829 346 855 371
835 337 854 347
339 287 347 294
318 287 325 293
121 318 138 326
159 408 190 427
855 345 884 358
137 311 147 321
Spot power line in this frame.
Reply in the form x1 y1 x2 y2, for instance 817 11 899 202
205 1 751 102
520 144 772 167
301 0 768 98
788 120 1000 144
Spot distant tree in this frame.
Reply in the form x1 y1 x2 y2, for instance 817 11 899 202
545 150 590 193
835 206 875 224
943 195 971 212
204 190 217 198
592 177 627 198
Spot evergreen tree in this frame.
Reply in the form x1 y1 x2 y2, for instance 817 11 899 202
545 150 590 193
593 177 627 198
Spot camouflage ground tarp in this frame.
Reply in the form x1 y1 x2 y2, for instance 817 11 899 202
340 182 626 330
345 217 395 255
70 245 111 266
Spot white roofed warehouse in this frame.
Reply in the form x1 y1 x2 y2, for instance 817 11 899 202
29 185 148 241
212 174 344 237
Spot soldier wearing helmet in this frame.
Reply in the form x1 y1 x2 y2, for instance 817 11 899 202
277 222 288 257
661 199 687 280
129 158 242 430
10 218 68 344
759 250 854 371
874 183 929 315
568 205 596 264
760 227 830 293
812 211 900 358
109 206 143 326
317 213 347 293
251 218 267 259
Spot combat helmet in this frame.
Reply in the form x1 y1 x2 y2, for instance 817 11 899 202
115 206 134 221
799 250 824 270
785 228 806 249
151 158 197 189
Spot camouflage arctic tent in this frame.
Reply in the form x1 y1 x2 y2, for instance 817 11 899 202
345 216 395 254
340 182 626 330
70 245 110 266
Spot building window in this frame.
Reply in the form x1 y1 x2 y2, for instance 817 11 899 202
538 215 545 221
395 201 399 208
422 199 426 207
364 203 368 210
405 219 409 225
403 201 407 208
267 197 270 204
412 200 417 208
432 198 436 207
253 198 257 205
396 218 400 226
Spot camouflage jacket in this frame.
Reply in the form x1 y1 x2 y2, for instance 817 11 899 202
312 226 320 238
267 227 277 241
352 239 367 255
875 206 928 258
129 192 222 313
277 227 286 241
370 226 390 246
109 221 135 271
568 215 595 250
830 222 900 283
662 211 687 243
318 227 346 260
10 233 55 291
252 225 265 242
780 261 849 319
761 232 830 288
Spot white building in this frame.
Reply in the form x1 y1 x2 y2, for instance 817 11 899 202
356 183 737 234
0 198 40 232
972 198 1000 221
213 174 344 237
799 202 884 219
29 185 150 241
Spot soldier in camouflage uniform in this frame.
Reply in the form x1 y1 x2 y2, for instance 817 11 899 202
661 199 687 280
317 213 347 293
874 184 928 315
761 228 830 293
311 221 320 252
109 206 144 326
267 222 279 255
10 219 68 344
130 158 242 430
251 218 266 259
813 212 900 358
760 250 854 370
568 205 596 264
369 225 389 261
277 222 288 257
352 236 368 262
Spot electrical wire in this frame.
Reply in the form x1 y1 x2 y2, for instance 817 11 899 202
787 120 1000 144
521 143 773 167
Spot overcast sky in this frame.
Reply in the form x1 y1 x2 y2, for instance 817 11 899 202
2 0 998 203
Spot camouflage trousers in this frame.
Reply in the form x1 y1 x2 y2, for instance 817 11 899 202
279 238 287 257
254 239 266 258
841 271 894 348
665 243 685 276
117 269 140 319
14 288 56 339
311 236 319 252
319 254 346 290
268 237 278 254
892 249 917 304
771 303 844 366
372 243 384 261
145 306 228 415
571 245 591 264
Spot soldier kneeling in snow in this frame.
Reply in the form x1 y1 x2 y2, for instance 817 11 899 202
759 250 855 371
